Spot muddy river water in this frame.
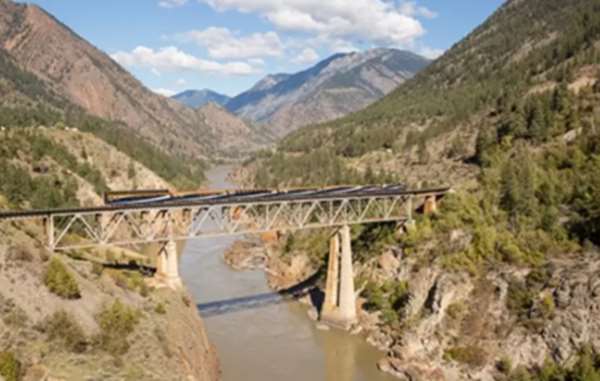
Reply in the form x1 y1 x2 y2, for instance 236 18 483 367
180 165 396 381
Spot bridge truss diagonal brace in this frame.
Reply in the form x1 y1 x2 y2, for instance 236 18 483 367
42 194 419 251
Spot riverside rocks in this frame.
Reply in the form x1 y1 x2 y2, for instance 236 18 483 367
224 236 600 381
362 251 600 381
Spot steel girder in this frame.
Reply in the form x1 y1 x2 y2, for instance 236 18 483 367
42 195 413 251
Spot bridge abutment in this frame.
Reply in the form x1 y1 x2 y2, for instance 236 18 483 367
156 239 182 289
321 225 357 330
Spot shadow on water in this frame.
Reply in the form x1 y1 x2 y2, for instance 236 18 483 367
197 269 324 317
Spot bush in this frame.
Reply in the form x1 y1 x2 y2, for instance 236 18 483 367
496 356 513 374
444 346 487 367
96 300 140 355
0 351 21 381
154 303 166 315
43 310 87 353
43 257 81 299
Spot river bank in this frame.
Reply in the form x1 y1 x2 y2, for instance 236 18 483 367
224 226 600 381
180 165 397 381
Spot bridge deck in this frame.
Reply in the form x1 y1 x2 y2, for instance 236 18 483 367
0 184 450 221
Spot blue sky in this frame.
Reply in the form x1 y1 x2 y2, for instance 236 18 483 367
22 0 505 97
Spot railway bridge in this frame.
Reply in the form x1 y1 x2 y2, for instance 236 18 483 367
0 184 449 329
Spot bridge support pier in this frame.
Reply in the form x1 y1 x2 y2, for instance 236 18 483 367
155 240 182 289
321 225 357 330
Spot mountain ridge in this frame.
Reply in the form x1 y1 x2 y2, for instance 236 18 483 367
172 89 231 108
226 48 430 138
0 0 261 160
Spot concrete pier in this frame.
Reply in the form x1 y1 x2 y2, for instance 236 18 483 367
321 225 357 329
156 239 183 289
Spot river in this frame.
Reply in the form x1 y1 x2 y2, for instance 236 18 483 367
180 165 396 381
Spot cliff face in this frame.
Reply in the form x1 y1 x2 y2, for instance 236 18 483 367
358 248 600 380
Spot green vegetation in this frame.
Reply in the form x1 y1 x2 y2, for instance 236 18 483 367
254 148 399 188
96 300 140 355
65 113 207 189
108 270 149 297
0 159 78 210
361 280 410 325
0 46 206 191
43 310 87 353
43 257 81 299
0 351 21 381
154 302 167 315
507 346 600 381
267 0 600 161
444 346 487 368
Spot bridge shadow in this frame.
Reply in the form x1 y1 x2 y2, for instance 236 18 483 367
102 261 156 276
197 269 324 317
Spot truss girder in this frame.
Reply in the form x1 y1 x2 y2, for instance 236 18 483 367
41 195 414 251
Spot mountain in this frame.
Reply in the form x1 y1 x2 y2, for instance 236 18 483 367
226 48 430 137
0 0 261 161
247 1 600 379
260 0 600 185
172 89 231 108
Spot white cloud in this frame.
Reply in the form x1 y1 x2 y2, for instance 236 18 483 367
111 46 260 75
418 46 444 59
199 0 428 47
292 48 319 65
248 58 266 66
151 68 161 76
399 1 437 19
153 88 177 96
179 27 284 59
158 0 188 8
176 78 187 85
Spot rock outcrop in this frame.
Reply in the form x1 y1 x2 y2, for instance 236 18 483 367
355 248 600 381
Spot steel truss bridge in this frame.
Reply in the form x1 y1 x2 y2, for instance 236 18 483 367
0 185 449 251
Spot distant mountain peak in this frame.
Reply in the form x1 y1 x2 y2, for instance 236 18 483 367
172 89 231 109
226 47 430 137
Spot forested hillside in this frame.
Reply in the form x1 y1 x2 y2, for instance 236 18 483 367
246 1 600 379
0 32 207 199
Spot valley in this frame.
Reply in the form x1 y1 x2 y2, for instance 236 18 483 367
1 0 600 380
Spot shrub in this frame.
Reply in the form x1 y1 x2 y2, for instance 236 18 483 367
43 310 87 353
506 279 534 320
0 351 21 381
496 356 513 374
96 300 140 355
43 257 81 299
154 303 166 315
444 346 487 367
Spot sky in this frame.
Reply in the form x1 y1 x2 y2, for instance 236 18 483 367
21 0 505 97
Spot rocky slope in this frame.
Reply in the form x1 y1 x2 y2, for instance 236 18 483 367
227 49 430 137
0 126 221 380
0 222 220 381
173 89 231 109
222 225 600 381
358 245 600 381
0 0 260 160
